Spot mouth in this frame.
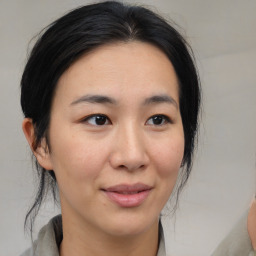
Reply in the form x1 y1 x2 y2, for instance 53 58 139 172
102 183 153 208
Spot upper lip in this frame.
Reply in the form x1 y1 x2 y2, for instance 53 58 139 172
103 183 153 193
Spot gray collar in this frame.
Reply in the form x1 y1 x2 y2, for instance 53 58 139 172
21 215 166 256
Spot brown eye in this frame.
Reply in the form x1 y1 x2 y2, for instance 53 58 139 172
146 115 171 126
84 114 111 126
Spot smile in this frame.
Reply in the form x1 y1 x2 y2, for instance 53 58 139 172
102 183 153 208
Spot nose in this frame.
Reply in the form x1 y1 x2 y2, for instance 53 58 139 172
109 124 149 171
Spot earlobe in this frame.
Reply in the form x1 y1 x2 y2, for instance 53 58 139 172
22 118 53 170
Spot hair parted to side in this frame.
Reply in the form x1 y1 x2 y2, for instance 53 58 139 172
21 0 201 234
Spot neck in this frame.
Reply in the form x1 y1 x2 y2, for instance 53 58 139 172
59 213 160 256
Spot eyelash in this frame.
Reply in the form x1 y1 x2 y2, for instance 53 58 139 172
81 114 172 126
82 114 111 126
146 114 172 126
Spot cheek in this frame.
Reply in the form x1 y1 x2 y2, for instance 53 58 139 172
152 134 184 178
49 132 109 182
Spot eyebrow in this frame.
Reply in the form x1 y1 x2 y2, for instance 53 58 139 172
70 93 178 109
70 94 117 106
143 95 178 109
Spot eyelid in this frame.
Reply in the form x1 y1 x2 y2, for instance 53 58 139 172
81 114 112 125
146 114 172 126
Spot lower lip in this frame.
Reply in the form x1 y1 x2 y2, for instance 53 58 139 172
103 190 151 208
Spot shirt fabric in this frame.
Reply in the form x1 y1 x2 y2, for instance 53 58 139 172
21 211 255 256
20 215 166 256
211 210 255 256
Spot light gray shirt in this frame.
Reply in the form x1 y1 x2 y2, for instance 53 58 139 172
211 210 255 256
20 215 166 256
21 211 255 256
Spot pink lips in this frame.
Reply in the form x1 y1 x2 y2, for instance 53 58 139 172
102 183 152 208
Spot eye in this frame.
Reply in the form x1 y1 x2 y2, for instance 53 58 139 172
82 114 111 126
146 115 171 126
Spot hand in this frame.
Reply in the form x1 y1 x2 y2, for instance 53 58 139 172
248 195 256 250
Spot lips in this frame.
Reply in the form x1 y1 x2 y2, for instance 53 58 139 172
102 183 152 208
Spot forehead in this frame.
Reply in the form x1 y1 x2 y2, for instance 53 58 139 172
54 41 179 105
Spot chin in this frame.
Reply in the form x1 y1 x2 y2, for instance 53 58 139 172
101 212 158 237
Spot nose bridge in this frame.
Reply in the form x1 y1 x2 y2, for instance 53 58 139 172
110 122 149 171
123 122 143 155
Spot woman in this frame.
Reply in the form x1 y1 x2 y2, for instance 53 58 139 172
20 1 201 255
20 1 256 255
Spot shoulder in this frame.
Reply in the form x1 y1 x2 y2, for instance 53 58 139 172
20 244 37 256
211 210 253 256
19 215 62 256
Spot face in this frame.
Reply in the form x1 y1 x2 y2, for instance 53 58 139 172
38 41 184 237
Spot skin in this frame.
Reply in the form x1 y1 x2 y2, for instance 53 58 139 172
248 197 256 250
23 41 185 256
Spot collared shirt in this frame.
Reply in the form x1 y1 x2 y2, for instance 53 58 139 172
20 215 166 256
21 211 255 256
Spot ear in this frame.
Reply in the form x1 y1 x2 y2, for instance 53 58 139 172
22 118 53 170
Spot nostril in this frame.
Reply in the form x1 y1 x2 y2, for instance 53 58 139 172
109 148 149 171
116 163 146 171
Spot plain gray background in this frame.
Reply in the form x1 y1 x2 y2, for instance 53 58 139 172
0 0 255 255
